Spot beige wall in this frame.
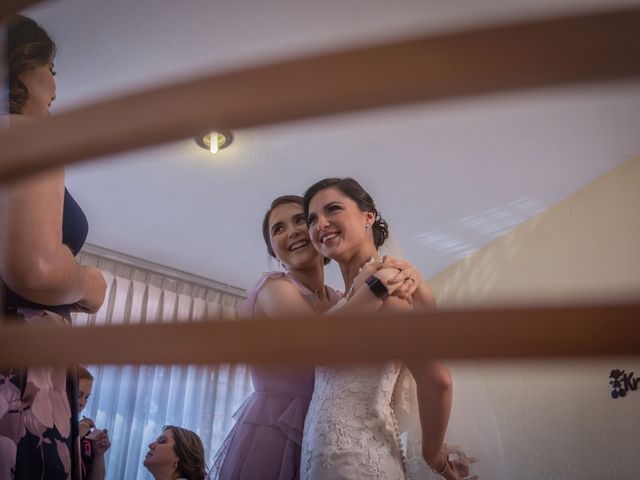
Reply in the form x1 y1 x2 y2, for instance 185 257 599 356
430 156 640 479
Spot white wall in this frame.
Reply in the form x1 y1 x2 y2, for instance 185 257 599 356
430 156 640 479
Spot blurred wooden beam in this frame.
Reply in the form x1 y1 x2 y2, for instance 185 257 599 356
1 0 45 23
1 304 638 367
1 8 639 183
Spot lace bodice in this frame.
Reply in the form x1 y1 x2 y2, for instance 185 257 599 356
301 298 406 480
299 257 508 480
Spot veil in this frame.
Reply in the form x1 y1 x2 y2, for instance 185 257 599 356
381 233 509 479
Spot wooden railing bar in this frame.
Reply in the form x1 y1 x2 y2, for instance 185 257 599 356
0 0 45 23
1 8 639 183
1 304 638 366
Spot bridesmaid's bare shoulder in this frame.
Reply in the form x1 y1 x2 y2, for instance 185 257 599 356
2 113 36 128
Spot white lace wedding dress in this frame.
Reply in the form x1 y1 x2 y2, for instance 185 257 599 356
299 299 509 480
301 297 406 479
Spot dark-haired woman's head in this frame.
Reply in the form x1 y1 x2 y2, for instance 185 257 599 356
303 178 389 261
6 15 57 117
143 425 206 480
262 195 329 269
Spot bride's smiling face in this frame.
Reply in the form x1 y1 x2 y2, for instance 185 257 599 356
307 187 374 261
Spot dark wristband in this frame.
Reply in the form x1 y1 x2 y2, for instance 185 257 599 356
365 274 389 301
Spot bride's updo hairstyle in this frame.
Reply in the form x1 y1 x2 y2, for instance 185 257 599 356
303 177 389 249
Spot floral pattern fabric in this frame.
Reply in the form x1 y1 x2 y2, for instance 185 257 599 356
0 309 77 480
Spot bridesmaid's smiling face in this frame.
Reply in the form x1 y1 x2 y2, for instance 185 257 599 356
307 187 374 262
268 202 320 270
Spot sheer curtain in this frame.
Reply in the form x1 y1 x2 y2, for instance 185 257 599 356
74 247 251 479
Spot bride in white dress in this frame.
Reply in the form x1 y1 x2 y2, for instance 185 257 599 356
299 178 471 480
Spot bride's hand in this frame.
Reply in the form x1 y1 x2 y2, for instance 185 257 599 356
447 444 478 480
377 255 423 302
426 445 478 480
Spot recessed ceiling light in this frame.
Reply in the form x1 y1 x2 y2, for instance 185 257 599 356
195 131 233 154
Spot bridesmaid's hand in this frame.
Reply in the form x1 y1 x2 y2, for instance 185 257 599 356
377 255 423 302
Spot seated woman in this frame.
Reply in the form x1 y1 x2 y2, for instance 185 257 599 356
143 425 207 480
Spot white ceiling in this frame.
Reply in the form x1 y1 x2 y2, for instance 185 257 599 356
25 0 640 290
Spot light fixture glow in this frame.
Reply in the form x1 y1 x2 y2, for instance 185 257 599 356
210 132 219 154
195 131 233 155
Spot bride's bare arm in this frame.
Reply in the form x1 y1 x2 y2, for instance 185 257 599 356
373 269 461 480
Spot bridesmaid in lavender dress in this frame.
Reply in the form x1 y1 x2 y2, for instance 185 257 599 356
209 195 339 480
210 195 421 480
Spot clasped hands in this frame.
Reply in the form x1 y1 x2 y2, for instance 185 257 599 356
353 255 424 301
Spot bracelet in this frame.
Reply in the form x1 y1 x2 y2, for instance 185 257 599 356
430 451 449 478
364 275 389 301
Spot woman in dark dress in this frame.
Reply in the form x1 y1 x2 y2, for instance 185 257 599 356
0 15 107 479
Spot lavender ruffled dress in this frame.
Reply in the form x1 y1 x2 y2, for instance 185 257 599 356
210 272 340 480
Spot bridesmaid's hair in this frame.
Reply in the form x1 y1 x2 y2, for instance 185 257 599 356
262 195 330 264
303 177 389 249
5 15 57 114
163 425 207 480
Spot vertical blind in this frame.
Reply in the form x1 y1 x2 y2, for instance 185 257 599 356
75 248 250 479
